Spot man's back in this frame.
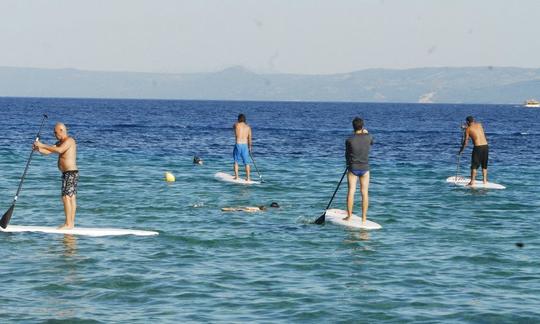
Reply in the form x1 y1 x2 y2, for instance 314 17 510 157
234 122 251 144
346 133 373 170
467 122 488 146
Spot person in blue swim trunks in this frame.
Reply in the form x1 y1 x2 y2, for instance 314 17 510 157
233 114 252 181
344 117 373 224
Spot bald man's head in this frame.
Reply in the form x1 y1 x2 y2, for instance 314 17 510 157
54 123 68 140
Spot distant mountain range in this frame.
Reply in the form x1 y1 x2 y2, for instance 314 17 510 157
1 65 539 104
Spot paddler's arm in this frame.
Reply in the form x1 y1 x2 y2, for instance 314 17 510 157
248 127 252 152
34 146 54 155
33 141 55 155
458 128 470 155
34 138 72 155
345 138 351 167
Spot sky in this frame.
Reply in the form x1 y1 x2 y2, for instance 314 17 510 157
0 0 539 75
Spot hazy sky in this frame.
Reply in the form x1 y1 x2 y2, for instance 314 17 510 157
1 0 539 74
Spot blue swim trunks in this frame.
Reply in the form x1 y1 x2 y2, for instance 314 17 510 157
349 169 369 177
233 144 251 165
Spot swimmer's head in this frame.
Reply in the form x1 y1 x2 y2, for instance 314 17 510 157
238 114 246 123
270 202 280 208
466 116 474 125
193 156 203 165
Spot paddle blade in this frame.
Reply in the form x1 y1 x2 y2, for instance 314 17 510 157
314 213 326 225
0 204 15 229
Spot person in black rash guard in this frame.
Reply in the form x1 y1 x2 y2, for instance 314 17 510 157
344 117 373 224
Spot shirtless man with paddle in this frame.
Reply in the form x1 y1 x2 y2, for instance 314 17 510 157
233 114 252 181
34 123 79 229
459 116 489 186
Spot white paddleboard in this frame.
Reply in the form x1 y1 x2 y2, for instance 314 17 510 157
0 225 159 237
214 172 260 185
446 176 505 189
324 209 382 230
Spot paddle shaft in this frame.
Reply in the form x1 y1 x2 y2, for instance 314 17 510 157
11 115 48 203
248 150 264 182
456 124 465 181
325 167 348 210
1 115 48 228
315 167 348 224
455 154 461 181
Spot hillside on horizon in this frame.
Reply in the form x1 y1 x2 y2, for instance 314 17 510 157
1 65 539 104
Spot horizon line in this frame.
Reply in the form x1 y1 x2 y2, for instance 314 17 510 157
1 64 540 77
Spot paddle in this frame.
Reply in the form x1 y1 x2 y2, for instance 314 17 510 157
314 167 348 225
455 123 466 182
455 154 461 182
248 150 264 183
1 114 48 229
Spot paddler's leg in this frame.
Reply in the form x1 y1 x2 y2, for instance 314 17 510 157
359 171 370 224
242 145 251 181
468 148 480 186
245 164 251 181
59 195 74 229
482 147 488 184
468 168 477 186
69 194 77 228
233 144 240 179
344 171 357 221
234 162 239 180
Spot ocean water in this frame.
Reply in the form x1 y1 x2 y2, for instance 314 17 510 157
0 97 538 322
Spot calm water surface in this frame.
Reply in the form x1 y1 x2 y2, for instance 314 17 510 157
0 97 539 322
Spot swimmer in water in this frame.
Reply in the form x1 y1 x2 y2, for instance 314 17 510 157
221 202 280 212
193 156 203 165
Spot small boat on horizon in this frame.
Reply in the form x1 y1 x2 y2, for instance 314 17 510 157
524 99 540 108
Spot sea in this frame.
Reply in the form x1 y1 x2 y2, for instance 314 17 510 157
0 97 538 323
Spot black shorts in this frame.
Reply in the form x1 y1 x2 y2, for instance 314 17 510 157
471 145 488 170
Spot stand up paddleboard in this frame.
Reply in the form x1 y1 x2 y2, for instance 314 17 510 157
324 209 382 230
0 225 159 237
214 172 260 185
446 176 505 189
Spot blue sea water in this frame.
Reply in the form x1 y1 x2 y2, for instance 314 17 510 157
0 97 539 322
